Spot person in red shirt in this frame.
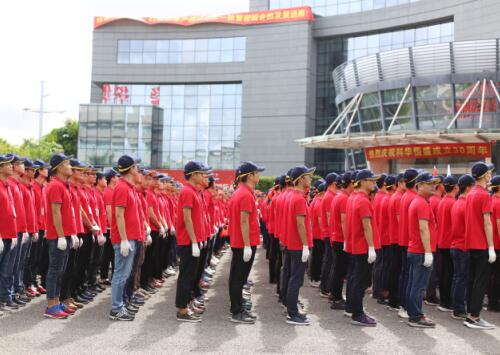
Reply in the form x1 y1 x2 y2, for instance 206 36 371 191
274 175 290 303
309 180 325 287
488 175 500 312
450 174 475 319
372 173 387 302
406 172 440 328
464 162 496 329
436 175 458 312
228 161 264 324
284 165 315 326
266 178 280 284
175 161 211 322
349 169 379 327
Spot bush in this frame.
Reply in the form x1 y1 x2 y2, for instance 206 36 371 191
256 176 276 193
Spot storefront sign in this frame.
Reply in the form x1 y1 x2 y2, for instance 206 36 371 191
365 143 491 161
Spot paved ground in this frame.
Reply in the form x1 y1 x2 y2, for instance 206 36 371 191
1 248 500 354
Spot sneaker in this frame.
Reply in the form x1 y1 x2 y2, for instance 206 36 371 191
44 305 69 319
36 285 47 294
319 291 329 298
309 280 320 288
17 293 32 303
330 299 346 310
408 315 435 328
0 302 11 313
351 314 377 327
176 312 202 323
387 305 400 312
109 309 135 321
231 311 256 324
398 309 409 319
343 310 352 317
244 309 257 320
464 317 495 329
60 303 76 315
286 314 310 326
12 296 26 307
26 287 38 298
125 303 139 314
246 279 255 287
424 298 440 306
452 311 467 320
190 304 205 315
437 305 453 312
3 300 19 311
131 298 145 307
99 279 112 286
166 266 177 276
74 295 90 304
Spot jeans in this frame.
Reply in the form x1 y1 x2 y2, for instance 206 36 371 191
406 252 433 321
320 238 333 293
11 234 25 295
310 239 324 282
351 254 373 318
450 248 469 314
229 247 256 314
467 249 491 317
286 249 307 317
331 241 348 301
125 242 143 304
46 237 71 300
0 239 15 301
398 246 409 309
111 241 136 312
15 234 32 293
175 245 200 309
438 248 454 308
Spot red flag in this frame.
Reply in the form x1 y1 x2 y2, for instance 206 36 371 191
433 165 437 176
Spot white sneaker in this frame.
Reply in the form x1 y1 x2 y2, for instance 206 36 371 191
165 267 176 276
398 309 409 319
309 280 320 288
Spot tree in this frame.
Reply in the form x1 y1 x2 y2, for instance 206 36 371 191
44 119 78 156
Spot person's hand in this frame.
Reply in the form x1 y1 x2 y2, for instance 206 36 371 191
91 224 101 235
146 234 152 246
488 247 497 264
57 237 67 251
367 247 376 264
11 237 18 249
301 245 310 263
71 235 79 250
243 246 252 262
22 232 29 244
0 238 4 254
97 234 106 246
33 233 39 242
145 225 151 235
192 242 200 257
424 252 434 267
170 227 176 237
120 240 132 257
78 238 84 248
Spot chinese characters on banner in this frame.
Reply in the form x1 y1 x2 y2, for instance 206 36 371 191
101 84 160 106
365 143 491 161
94 6 314 29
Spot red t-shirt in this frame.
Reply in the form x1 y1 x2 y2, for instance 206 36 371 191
310 195 323 239
267 192 277 235
321 190 335 237
7 177 27 233
437 195 456 249
281 190 294 246
69 185 84 234
332 190 349 243
286 189 312 250
32 180 46 231
344 191 358 253
491 195 500 250
351 191 380 254
408 194 437 253
45 176 77 239
94 188 107 231
0 181 17 238
146 189 162 231
429 195 441 221
379 192 392 246
465 185 492 250
110 179 142 244
373 191 386 233
388 190 403 245
228 184 260 248
104 187 114 206
176 183 203 246
451 196 467 251
19 182 37 233
398 189 417 247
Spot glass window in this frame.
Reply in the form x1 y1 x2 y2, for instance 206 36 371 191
157 40 169 52
143 40 156 52
195 39 208 51
130 52 142 64
130 40 143 52
183 40 195 51
156 52 168 64
118 40 130 52
117 52 130 64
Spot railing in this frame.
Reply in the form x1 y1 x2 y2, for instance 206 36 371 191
332 39 500 96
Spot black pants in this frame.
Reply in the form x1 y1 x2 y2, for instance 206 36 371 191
60 247 78 301
426 248 441 301
438 248 454 308
275 244 283 296
320 238 333 293
310 239 324 282
351 254 373 318
163 234 174 270
280 248 290 305
76 233 94 291
286 249 306 317
268 235 279 284
488 250 500 308
345 254 354 313
331 241 348 301
175 245 200 309
153 232 164 279
399 246 409 309
38 231 49 287
388 244 402 308
229 247 256 314
100 231 114 280
467 249 492 317
88 243 103 286
143 231 159 283
25 234 42 287
193 245 208 298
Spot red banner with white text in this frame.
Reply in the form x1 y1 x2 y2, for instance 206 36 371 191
365 143 491 161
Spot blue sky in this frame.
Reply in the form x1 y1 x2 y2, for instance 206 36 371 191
0 0 249 144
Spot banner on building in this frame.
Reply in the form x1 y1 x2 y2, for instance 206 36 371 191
94 7 314 29
365 143 491 161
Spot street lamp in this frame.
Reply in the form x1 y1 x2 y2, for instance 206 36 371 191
23 107 66 141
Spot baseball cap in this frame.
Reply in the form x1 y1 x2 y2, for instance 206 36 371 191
290 166 316 183
318 182 327 193
278 174 287 188
376 173 387 187
0 155 14 166
404 168 419 184
415 172 441 184
458 174 475 189
23 158 35 169
396 173 405 183
117 155 141 173
384 175 396 188
341 172 353 186
325 172 339 186
237 161 265 178
104 169 120 180
69 159 87 169
33 159 50 169
184 161 211 176
96 172 105 181
443 175 458 187
490 175 500 189
5 154 26 164
355 169 380 182
471 162 495 180
313 179 325 190
49 153 72 171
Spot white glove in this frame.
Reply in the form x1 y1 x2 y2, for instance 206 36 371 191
145 225 151 235
146 234 152 246
120 240 132 257
170 227 176 237
424 252 434 268
57 237 67 251
343 242 346 252
22 232 29 244
0 239 4 254
97 234 106 246
11 237 18 249
243 246 252 262
71 235 79 250
488 247 497 264
91 224 101 234
301 245 310 263
367 247 376 264
159 226 165 237
33 233 39 242
78 238 84 248
192 242 200 257
214 226 219 235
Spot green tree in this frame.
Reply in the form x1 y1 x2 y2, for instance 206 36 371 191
19 138 63 161
256 176 276 193
44 119 78 156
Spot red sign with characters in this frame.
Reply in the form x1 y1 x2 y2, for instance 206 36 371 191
365 143 491 161
94 7 314 29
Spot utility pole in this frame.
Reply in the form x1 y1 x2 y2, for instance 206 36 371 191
39 80 45 141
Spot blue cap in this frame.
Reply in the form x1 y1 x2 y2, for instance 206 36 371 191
290 166 316 183
415 172 440 184
355 169 380 182
33 159 50 169
471 162 495 180
23 158 35 169
69 159 87 169
341 172 353 186
384 175 396 188
443 175 458 186
404 168 419 183
318 182 327 192
49 153 72 170
325 172 339 186
237 161 265 178
117 155 141 173
458 174 475 189
104 169 120 179
491 175 500 188
313 179 325 190
5 154 26 164
278 175 287 188
396 173 405 183
0 155 14 166
184 161 211 176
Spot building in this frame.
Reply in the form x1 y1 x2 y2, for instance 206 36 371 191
79 0 500 177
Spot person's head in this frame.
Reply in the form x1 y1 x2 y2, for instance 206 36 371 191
490 175 500 195
208 176 218 189
415 172 439 198
325 172 339 190
443 175 459 195
355 169 379 194
311 178 325 197
0 155 14 178
69 159 87 182
95 172 107 189
404 168 419 190
104 169 120 186
49 153 72 179
6 154 26 176
341 172 354 191
33 159 50 180
290 165 316 190
458 174 475 195
471 162 494 184
117 155 141 179
352 170 361 190
396 173 406 191
23 159 36 180
384 175 396 192
184 161 210 185
237 161 265 186
376 173 387 190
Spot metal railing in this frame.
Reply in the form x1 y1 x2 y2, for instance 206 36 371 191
332 39 500 96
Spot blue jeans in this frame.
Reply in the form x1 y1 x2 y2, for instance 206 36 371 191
124 242 143 304
406 252 433 321
111 241 136 312
450 248 469 314
14 234 32 294
46 237 71 300
0 239 15 301
286 250 306 317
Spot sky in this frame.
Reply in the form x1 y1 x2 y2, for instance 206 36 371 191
0 0 249 144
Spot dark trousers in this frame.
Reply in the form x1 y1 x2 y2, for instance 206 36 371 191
345 253 354 313
229 247 256 314
488 250 500 308
143 231 159 283
331 241 348 301
76 233 94 291
310 239 324 282
286 249 306 317
39 232 49 287
88 243 104 286
280 248 290 305
398 246 409 309
406 252 433 321
13 233 30 293
372 248 384 299
46 237 71 300
438 248 454 308
125 242 143 304
467 249 491 317
268 235 279 283
25 235 42 287
380 245 392 293
388 244 402 308
193 245 208 298
275 244 283 296
153 232 164 279
100 231 114 280
351 254 373 318
60 247 78 301
426 248 441 301
451 248 469 314
0 239 15 302
168 233 178 268
175 245 200 309
157 235 168 277
320 238 333 293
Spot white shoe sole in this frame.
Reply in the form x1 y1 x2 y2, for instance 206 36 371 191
464 322 495 330
408 322 435 328
286 320 310 326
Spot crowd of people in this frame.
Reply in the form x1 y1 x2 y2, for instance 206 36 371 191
1 151 499 330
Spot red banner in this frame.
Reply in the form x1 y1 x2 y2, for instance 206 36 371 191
365 143 491 161
94 7 314 29
157 169 235 186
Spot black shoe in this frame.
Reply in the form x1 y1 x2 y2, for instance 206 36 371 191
84 290 98 298
109 309 135 321
75 295 90 304
89 285 105 293
330 299 346 310
4 300 20 310
424 297 440 306
177 312 202 323
231 311 255 324
12 296 26 307
78 293 93 302
125 303 139 314
17 293 31 303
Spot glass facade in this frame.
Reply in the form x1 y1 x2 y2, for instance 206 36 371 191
99 83 242 170
117 37 246 64
270 0 419 17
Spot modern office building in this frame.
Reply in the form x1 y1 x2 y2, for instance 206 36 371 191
79 0 500 176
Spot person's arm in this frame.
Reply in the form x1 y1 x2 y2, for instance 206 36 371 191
148 206 162 229
183 207 197 243
362 217 374 247
106 205 112 227
80 207 93 229
326 210 331 228
296 215 308 246
418 219 432 253
51 203 64 238
341 213 346 238
240 211 251 247
484 213 494 248
115 206 127 242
